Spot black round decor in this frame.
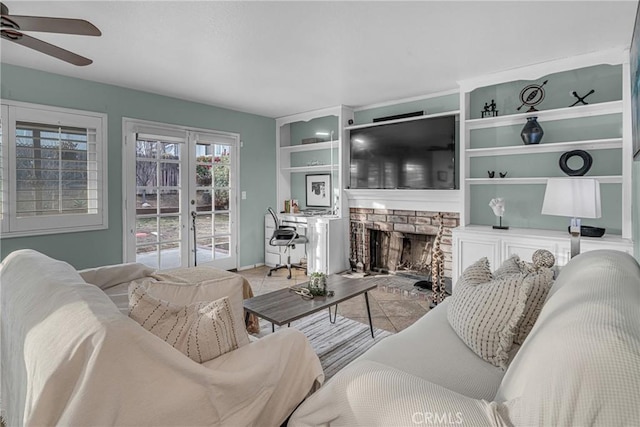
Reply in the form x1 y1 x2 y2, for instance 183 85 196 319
559 150 593 176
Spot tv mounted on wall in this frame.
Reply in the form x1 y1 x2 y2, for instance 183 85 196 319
349 115 456 190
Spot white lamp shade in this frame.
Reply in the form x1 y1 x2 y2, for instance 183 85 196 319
541 178 602 219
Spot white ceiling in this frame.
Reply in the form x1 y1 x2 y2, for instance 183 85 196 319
1 1 638 118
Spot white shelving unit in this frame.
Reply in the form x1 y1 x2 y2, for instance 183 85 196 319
275 105 354 217
466 138 622 157
456 48 633 255
464 100 622 130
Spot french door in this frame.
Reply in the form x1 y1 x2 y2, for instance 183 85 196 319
123 119 239 270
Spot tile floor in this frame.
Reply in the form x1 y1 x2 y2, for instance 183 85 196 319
238 265 435 333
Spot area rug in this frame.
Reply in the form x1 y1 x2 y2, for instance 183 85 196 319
256 311 393 381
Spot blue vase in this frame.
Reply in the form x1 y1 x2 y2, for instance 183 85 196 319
521 116 544 145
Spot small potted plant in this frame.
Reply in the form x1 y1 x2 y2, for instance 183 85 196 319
307 272 328 296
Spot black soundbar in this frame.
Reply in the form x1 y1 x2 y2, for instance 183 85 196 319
372 111 424 123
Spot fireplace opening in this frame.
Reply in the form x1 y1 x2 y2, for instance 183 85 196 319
370 230 433 276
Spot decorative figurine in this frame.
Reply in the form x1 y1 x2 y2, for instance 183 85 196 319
487 170 495 178
489 198 509 230
481 99 499 118
569 89 595 107
429 213 447 308
499 171 508 178
521 116 544 145
517 80 548 112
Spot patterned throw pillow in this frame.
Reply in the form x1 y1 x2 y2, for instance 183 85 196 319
494 254 555 345
129 285 239 363
448 258 531 370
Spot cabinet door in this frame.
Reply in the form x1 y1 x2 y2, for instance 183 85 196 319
501 239 567 266
290 226 307 264
307 221 327 274
453 234 500 289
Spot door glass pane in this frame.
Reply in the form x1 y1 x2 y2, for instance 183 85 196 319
159 142 180 160
158 190 179 212
196 238 214 263
214 213 229 235
159 162 180 187
160 242 181 270
214 189 229 211
196 189 213 211
216 145 230 164
136 140 155 158
213 165 229 188
195 214 213 238
214 236 230 259
159 215 181 242
136 217 158 244
196 144 213 187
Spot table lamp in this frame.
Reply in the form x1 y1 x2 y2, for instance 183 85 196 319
541 178 601 258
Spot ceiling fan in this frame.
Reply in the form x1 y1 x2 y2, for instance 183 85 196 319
1 2 101 66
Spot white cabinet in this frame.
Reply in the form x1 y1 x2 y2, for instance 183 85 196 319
265 213 348 275
305 216 349 275
452 225 633 289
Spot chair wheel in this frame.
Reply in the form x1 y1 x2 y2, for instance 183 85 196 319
267 271 272 277
287 274 292 279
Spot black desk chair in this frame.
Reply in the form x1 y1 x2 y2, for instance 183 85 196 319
267 207 308 279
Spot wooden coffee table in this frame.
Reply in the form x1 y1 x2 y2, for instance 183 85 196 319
243 274 378 338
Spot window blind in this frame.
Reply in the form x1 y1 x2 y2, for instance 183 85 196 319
15 121 98 218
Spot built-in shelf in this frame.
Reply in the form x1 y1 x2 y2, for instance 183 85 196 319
280 140 339 153
466 138 622 157
465 101 622 130
281 164 339 173
344 109 460 131
466 175 623 185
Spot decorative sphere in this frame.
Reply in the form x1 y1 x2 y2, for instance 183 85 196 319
532 249 555 268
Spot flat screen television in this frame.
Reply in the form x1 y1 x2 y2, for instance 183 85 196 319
349 115 456 189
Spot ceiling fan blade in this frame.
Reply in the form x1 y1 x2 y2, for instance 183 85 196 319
1 30 92 66
3 15 101 36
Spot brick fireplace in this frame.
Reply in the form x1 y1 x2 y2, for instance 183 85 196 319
349 208 460 279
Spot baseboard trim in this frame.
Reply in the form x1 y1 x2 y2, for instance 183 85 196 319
238 263 265 271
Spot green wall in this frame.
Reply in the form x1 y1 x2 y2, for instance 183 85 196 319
0 64 276 269
635 161 640 261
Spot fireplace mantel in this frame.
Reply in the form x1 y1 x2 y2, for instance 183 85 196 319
345 189 461 212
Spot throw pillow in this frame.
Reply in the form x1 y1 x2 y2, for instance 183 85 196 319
129 285 239 363
78 262 154 290
448 258 531 370
131 275 250 348
494 254 555 345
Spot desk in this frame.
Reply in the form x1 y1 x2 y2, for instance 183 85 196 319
264 214 349 274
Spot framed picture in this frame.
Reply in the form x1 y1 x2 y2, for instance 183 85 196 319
305 174 331 207
631 3 640 159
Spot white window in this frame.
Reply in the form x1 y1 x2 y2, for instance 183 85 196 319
0 101 108 237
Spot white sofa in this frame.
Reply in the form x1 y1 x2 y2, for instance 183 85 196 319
290 249 640 426
0 249 323 426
